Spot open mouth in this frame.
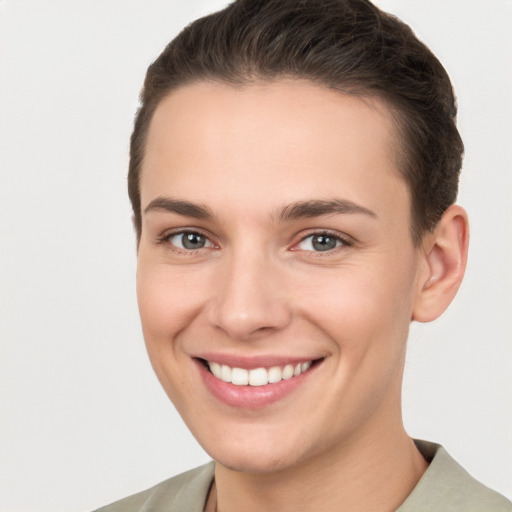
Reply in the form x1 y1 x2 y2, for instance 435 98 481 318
199 358 322 387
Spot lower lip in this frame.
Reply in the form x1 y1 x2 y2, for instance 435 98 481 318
196 360 318 409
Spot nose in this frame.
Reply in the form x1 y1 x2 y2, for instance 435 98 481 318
207 249 292 341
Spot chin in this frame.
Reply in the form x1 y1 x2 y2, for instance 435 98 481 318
212 448 296 474
196 425 306 474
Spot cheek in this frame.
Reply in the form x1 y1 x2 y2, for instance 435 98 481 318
297 263 417 427
135 267 200 402
135 266 202 394
296 258 418 358
136 265 206 339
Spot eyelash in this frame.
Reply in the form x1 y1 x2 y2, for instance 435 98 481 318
157 228 353 256
294 230 354 255
157 229 215 254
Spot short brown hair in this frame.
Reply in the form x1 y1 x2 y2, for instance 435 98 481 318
129 0 463 244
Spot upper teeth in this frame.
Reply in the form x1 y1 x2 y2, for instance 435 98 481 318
207 361 312 386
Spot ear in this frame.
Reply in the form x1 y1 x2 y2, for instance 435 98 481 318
412 205 469 323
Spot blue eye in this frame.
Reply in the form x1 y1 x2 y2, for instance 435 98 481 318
168 231 213 250
298 233 344 252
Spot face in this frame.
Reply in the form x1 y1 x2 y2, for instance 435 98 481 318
137 80 427 474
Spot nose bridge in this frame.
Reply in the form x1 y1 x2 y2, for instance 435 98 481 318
209 245 291 340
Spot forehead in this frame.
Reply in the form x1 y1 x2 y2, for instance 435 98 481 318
141 79 408 221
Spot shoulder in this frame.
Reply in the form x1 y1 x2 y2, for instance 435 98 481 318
398 440 512 512
92 461 215 512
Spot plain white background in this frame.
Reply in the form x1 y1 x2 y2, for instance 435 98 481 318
0 1 510 511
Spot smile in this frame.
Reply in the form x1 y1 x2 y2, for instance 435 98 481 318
207 360 313 386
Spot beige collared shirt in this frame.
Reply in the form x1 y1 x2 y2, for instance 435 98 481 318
93 440 511 511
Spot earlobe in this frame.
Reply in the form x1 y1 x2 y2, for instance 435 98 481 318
412 205 469 323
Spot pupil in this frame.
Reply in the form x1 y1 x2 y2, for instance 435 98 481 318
183 233 205 249
312 235 336 251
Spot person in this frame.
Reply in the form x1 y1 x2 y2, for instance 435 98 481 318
95 0 511 510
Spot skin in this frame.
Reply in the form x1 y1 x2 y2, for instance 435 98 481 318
136 80 468 512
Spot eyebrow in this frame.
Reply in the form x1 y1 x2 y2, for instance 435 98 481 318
143 196 376 222
144 197 213 219
276 199 377 222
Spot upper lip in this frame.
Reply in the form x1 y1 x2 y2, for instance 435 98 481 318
194 353 324 369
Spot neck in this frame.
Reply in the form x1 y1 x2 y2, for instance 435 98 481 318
213 425 428 512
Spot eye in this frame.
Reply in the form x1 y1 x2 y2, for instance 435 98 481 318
167 231 213 250
297 233 346 252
